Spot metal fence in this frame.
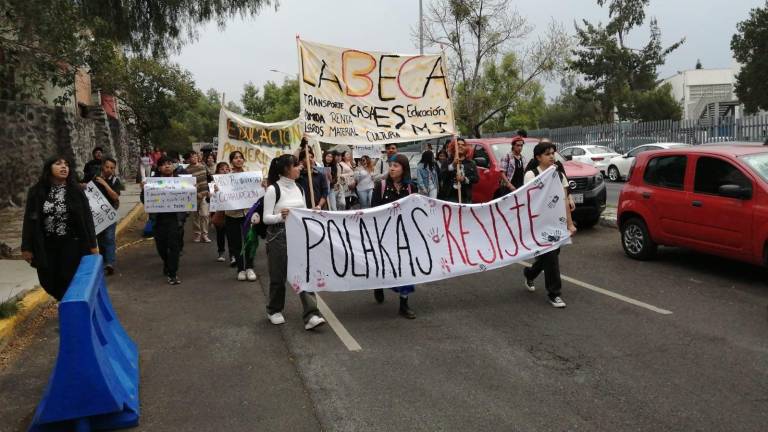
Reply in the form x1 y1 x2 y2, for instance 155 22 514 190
487 115 768 154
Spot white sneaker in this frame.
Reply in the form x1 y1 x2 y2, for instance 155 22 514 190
549 296 567 308
216 254 226 262
524 277 536 292
268 312 286 325
304 315 326 330
246 269 257 281
237 271 247 281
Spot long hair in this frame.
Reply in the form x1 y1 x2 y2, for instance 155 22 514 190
228 150 244 163
215 162 230 174
267 154 298 185
322 150 338 182
36 156 78 193
418 150 437 172
391 154 412 184
525 141 558 173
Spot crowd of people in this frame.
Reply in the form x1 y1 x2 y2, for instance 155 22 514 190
20 136 577 330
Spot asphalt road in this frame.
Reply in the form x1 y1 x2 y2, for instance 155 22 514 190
2 224 767 431
606 180 623 207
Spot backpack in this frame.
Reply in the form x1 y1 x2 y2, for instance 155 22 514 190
245 182 305 239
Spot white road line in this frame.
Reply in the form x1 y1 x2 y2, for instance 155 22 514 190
517 261 673 315
316 294 363 352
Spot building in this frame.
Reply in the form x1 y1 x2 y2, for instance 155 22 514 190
661 67 741 121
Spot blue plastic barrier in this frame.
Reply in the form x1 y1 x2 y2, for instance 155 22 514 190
29 255 140 432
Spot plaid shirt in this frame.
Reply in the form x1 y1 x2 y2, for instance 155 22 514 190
500 153 525 182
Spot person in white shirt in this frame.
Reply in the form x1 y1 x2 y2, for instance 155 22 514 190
373 143 398 182
354 155 375 208
262 154 326 330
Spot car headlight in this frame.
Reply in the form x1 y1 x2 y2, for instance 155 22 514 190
594 173 603 185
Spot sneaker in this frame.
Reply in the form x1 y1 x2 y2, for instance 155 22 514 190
105 265 115 276
216 253 226 262
202 234 211 243
246 269 257 281
549 296 566 308
304 315 326 330
192 234 201 243
237 271 247 281
524 276 536 292
167 276 181 285
267 312 286 325
229 256 237 267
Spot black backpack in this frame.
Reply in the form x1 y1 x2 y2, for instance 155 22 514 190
248 182 305 239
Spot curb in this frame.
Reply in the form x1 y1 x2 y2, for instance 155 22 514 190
599 214 618 229
0 203 144 352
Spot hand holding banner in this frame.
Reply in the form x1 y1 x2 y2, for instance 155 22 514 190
84 181 118 235
144 177 197 213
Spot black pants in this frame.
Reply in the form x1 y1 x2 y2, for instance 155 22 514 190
36 236 85 301
524 249 562 298
216 224 226 254
153 217 181 278
266 225 320 322
225 216 253 271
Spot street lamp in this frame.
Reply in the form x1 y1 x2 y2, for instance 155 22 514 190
269 69 297 79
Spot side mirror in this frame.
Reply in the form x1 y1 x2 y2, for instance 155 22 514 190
474 157 489 168
623 154 629 158
718 184 752 200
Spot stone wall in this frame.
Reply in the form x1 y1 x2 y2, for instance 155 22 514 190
0 99 138 208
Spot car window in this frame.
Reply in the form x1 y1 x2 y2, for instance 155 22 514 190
560 148 572 157
743 153 768 183
643 155 687 190
588 146 613 154
694 157 752 196
573 148 586 156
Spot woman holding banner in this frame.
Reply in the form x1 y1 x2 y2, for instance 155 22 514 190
22 156 99 300
370 154 416 319
225 151 257 282
522 141 577 308
263 154 326 330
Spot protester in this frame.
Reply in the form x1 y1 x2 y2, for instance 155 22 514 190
522 141 577 308
185 151 211 243
139 149 153 181
436 149 451 199
82 146 104 182
225 151 256 281
370 154 416 319
21 157 98 300
204 153 217 174
93 157 123 275
322 150 339 211
497 136 527 197
373 143 398 181
354 155 375 208
151 147 163 168
296 146 328 209
212 162 230 262
140 156 186 285
338 150 356 209
416 150 440 198
444 138 479 203
263 154 326 330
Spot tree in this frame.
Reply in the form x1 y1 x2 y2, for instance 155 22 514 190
539 77 603 128
570 0 684 122
731 2 768 114
241 78 300 122
626 83 682 121
421 0 571 137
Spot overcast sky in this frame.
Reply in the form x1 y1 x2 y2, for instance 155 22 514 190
172 0 764 105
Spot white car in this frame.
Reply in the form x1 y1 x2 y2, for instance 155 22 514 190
559 145 621 175
605 142 690 182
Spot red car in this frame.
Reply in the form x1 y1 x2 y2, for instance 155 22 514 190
465 138 607 227
618 143 768 265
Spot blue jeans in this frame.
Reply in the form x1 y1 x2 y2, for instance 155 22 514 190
98 223 117 266
357 188 373 208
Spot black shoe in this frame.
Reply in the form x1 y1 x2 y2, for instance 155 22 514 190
399 296 416 319
229 256 237 267
374 289 384 303
167 276 181 285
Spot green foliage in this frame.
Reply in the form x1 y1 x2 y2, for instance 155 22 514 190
241 78 299 122
626 83 682 122
539 78 603 128
731 2 768 114
0 297 20 319
570 0 684 122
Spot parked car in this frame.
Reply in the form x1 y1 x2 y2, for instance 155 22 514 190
560 145 621 175
465 138 607 228
606 143 689 182
617 142 768 266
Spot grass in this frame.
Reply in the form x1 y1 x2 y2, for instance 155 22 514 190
0 298 21 319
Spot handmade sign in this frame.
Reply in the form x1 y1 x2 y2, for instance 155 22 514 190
84 181 118 235
297 39 457 145
210 172 265 211
143 177 197 213
286 167 570 292
353 144 384 159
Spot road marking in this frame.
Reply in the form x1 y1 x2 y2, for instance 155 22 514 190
316 294 362 352
517 262 673 315
116 238 150 252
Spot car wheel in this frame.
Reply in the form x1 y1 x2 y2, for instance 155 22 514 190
621 217 657 260
608 166 621 182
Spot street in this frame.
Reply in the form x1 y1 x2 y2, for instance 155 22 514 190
606 180 623 207
1 222 767 431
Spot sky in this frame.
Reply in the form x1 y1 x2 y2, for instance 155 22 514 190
172 0 765 106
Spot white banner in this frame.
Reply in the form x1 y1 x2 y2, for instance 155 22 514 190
144 177 197 213
84 181 118 235
286 167 570 292
217 109 321 174
210 172 265 211
353 144 384 159
297 39 457 145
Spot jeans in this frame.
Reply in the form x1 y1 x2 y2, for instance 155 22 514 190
328 190 338 211
357 188 373 208
266 225 320 322
153 217 181 278
97 223 117 266
140 164 152 181
524 249 562 298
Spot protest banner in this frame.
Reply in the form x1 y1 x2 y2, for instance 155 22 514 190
84 181 118 235
217 108 321 173
286 167 570 292
143 177 197 213
210 172 264 211
352 144 384 159
297 39 457 145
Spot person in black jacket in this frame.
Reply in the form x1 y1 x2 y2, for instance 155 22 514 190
22 156 98 301
444 138 479 203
